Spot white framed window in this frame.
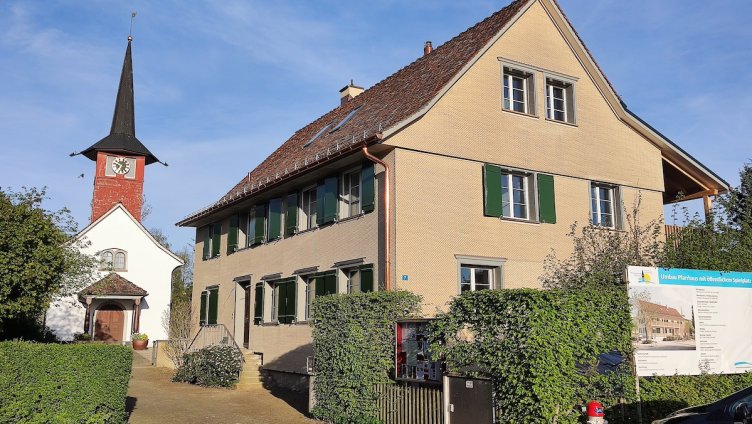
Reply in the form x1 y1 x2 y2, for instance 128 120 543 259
545 76 575 124
300 186 318 231
246 208 255 247
501 172 531 220
114 252 126 270
304 276 315 321
590 182 620 228
345 268 360 293
456 256 504 294
341 169 361 219
101 251 113 270
503 66 535 115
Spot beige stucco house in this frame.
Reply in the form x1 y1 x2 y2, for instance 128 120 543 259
177 0 728 387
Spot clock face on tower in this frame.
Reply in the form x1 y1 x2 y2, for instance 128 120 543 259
111 157 131 175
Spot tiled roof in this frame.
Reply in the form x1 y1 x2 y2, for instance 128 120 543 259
638 300 686 320
177 0 531 226
79 272 148 298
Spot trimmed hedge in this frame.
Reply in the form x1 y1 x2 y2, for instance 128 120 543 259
312 290 422 423
429 288 634 423
0 341 132 423
173 344 243 388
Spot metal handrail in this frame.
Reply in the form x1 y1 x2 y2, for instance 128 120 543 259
184 324 244 363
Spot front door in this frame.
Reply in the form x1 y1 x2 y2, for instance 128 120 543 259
243 284 251 348
94 304 124 342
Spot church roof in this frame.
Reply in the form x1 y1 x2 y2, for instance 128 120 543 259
79 272 148 298
79 38 160 165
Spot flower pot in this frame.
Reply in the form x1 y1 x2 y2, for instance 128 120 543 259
132 339 149 350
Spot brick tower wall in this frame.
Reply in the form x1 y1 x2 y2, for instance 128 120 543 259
91 151 145 222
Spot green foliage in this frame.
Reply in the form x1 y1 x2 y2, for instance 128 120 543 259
131 332 148 341
173 344 242 388
0 341 132 423
0 187 96 337
541 195 663 289
311 291 422 423
663 165 752 272
428 289 634 423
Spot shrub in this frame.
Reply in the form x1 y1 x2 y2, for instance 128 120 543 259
429 288 634 424
131 332 148 341
311 290 422 424
0 341 132 423
173 344 242 388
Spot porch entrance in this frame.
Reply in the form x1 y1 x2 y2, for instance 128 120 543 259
94 304 124 342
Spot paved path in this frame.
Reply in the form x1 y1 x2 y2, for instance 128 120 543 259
127 352 317 423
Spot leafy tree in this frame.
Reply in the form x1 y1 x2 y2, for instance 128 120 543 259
0 187 96 338
663 165 752 272
541 194 664 289
149 228 192 303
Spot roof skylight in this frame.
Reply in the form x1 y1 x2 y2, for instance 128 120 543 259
304 124 332 147
329 106 362 134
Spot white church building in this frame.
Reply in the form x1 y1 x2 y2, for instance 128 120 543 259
46 37 182 342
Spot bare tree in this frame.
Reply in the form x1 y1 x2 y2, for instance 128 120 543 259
161 299 193 368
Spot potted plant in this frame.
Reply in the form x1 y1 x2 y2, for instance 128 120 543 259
131 332 149 350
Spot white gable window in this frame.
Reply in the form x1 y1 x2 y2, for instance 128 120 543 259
100 249 127 271
545 76 575 124
502 66 535 115
590 182 621 229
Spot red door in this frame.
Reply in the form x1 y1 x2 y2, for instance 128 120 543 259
94 305 124 342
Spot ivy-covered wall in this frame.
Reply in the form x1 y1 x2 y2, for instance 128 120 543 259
311 291 421 423
429 288 634 423
0 342 133 423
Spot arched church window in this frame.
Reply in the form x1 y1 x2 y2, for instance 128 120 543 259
101 251 114 270
114 251 126 270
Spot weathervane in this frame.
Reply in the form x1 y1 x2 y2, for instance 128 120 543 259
129 11 137 41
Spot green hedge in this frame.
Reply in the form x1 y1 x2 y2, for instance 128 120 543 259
0 341 132 423
311 290 422 423
429 288 634 423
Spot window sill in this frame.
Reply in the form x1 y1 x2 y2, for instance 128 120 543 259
501 108 538 119
337 212 365 224
294 320 312 326
260 322 279 327
202 255 221 261
544 117 577 127
498 216 540 225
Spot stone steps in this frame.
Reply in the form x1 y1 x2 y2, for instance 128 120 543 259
235 353 264 390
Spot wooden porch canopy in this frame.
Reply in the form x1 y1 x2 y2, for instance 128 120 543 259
79 273 148 334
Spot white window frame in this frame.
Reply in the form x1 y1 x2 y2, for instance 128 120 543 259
590 182 619 229
340 168 362 219
501 62 537 116
501 171 534 221
455 255 505 295
545 75 576 124
99 249 127 271
246 208 256 247
299 185 318 231
345 268 361 294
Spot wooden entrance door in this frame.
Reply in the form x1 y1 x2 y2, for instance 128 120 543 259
94 304 124 342
243 284 251 348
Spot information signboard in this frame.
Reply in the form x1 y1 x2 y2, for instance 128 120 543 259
627 266 752 376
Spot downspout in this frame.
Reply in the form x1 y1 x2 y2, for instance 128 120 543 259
362 145 391 291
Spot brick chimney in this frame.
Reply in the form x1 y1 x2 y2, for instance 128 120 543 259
339 80 364 105
424 41 433 56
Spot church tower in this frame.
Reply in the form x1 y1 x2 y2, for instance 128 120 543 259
77 36 159 223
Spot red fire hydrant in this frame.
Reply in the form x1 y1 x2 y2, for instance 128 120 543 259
586 400 605 424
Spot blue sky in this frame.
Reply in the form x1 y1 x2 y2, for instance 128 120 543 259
1 0 750 251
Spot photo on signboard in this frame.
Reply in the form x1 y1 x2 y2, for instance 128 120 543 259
629 286 696 351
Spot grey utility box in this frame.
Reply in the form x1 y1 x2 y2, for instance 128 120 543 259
444 375 494 423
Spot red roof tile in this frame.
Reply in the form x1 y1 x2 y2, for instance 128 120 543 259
79 273 148 298
638 300 686 320
178 0 532 226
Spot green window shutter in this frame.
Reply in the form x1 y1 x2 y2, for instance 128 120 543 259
323 176 338 224
199 291 208 326
316 183 326 226
254 204 266 244
211 223 222 257
360 267 374 293
537 174 557 224
277 280 296 324
208 287 219 325
361 161 375 213
325 273 337 295
285 193 298 237
483 164 503 217
202 227 210 260
227 215 239 254
315 272 337 296
268 198 282 240
315 275 326 297
254 283 264 325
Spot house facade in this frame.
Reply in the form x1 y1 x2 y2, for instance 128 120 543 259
635 300 692 342
178 0 727 385
46 37 183 342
